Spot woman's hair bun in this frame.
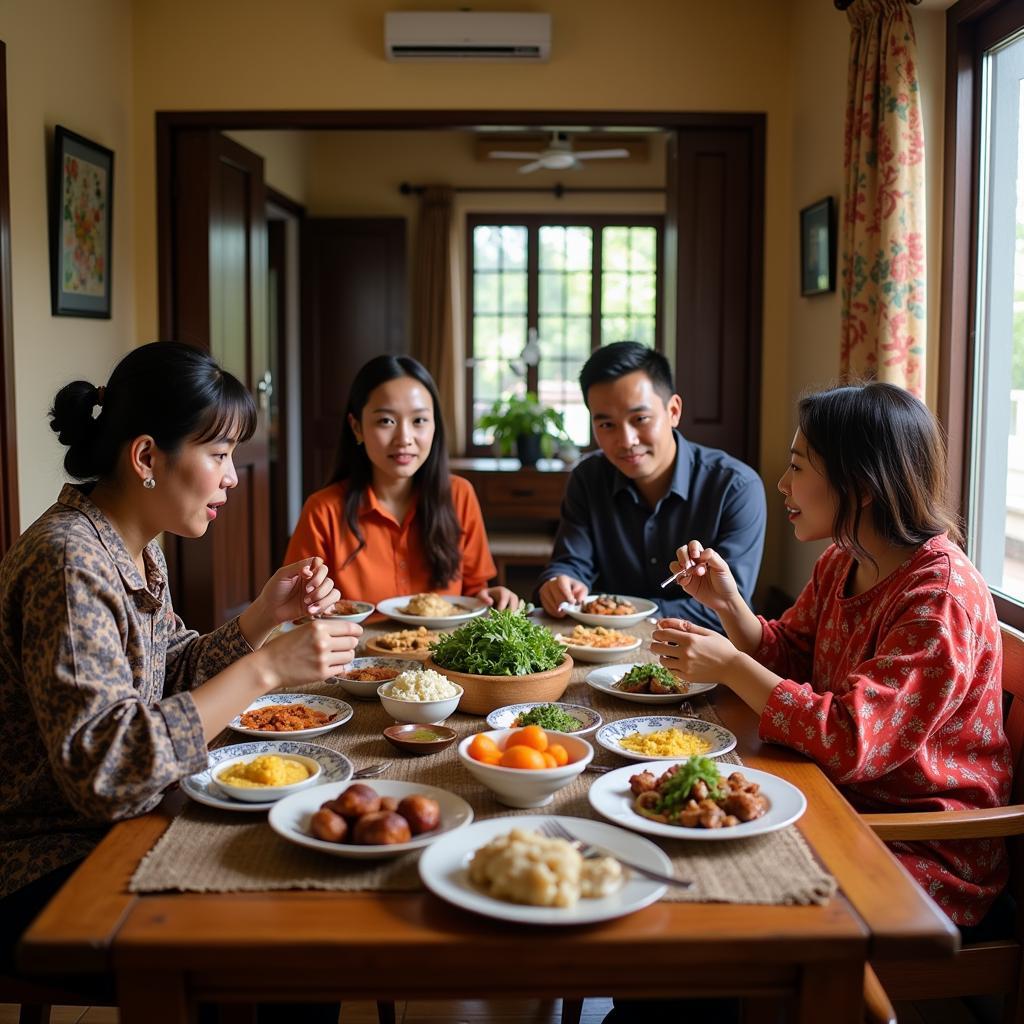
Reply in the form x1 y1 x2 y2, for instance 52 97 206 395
49 380 102 477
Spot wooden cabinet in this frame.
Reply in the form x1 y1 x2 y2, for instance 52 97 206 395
449 457 570 527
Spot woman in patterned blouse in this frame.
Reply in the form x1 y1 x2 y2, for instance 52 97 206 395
653 382 1011 931
0 341 360 974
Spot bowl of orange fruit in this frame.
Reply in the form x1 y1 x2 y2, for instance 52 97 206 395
457 725 593 808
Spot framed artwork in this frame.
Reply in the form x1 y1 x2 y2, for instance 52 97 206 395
50 126 113 317
800 196 835 297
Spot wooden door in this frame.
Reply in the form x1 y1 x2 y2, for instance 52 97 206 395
0 40 18 556
166 130 270 632
666 126 764 469
301 218 407 494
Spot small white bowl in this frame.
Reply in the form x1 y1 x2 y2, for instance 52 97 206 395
333 657 422 700
212 753 322 803
457 728 593 808
378 681 464 723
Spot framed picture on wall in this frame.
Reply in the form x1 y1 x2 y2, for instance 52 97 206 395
800 196 835 297
50 126 114 318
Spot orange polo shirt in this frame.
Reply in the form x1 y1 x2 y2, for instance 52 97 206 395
284 476 497 609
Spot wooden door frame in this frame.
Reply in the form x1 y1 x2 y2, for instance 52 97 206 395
0 40 19 555
156 108 765 463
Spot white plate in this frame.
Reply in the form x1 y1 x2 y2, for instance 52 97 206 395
268 779 474 859
486 702 602 736
418 815 670 924
181 741 353 813
585 663 717 705
595 716 737 762
588 762 807 841
555 634 642 664
228 693 354 739
317 601 375 624
562 595 658 629
376 595 490 630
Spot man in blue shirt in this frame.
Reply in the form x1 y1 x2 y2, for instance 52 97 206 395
536 342 766 632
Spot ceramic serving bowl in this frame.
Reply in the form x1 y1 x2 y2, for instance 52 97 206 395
377 681 464 723
485 701 602 736
212 752 322 803
382 723 459 755
332 657 422 700
457 728 593 808
423 654 573 715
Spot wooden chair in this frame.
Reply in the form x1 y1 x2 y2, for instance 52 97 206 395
862 622 1024 1024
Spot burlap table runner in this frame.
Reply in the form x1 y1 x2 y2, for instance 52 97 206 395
132 630 836 906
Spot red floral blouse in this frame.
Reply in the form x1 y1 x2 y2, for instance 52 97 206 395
757 534 1011 926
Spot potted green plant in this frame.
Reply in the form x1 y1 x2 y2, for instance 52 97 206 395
476 392 569 467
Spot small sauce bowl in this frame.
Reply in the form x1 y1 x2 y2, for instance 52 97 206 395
382 723 458 756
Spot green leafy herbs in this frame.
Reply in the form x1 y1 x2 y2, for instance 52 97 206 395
652 756 723 814
513 704 582 731
430 608 565 676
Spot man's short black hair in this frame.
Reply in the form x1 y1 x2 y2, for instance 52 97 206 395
579 341 675 407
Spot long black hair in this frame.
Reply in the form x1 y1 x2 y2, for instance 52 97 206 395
49 341 257 481
798 382 962 565
329 355 461 587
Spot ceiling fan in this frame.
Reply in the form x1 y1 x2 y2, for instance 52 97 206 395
488 132 629 174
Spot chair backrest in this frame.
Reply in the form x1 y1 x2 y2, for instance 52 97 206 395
999 623 1024 925
1000 623 1024 798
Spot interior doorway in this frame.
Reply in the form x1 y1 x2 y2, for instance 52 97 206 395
0 40 18 557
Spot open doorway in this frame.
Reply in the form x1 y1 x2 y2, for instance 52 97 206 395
157 110 764 629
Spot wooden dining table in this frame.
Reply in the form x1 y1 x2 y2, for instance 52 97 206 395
17 616 959 1023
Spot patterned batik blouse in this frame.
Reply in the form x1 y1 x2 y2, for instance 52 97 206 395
0 484 252 898
756 534 1011 926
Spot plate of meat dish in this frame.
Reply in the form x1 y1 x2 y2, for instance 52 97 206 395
588 757 806 840
585 663 717 705
562 594 658 629
376 593 489 630
228 693 354 739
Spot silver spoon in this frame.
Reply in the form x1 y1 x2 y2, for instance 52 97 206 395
353 762 390 779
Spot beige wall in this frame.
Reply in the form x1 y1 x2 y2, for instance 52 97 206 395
2 0 136 526
1 0 951 601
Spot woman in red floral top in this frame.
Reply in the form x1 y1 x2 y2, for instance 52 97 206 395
653 382 1011 930
0 343 360 986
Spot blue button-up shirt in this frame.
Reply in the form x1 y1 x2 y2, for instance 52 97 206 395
535 432 767 631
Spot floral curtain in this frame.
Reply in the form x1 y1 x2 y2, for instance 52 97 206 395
841 0 926 396
411 187 457 443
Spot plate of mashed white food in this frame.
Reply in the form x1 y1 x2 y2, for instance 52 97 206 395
418 814 670 925
376 593 490 629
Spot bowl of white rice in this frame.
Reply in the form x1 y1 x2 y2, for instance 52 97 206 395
378 669 464 724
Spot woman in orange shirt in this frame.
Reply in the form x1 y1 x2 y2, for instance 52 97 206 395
285 355 518 611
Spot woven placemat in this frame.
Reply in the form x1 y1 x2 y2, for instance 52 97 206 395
131 633 836 906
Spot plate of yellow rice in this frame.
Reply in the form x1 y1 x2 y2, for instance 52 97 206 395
595 716 736 762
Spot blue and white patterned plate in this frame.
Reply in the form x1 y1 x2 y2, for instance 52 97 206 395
181 741 354 813
485 702 602 736
228 693 354 739
595 716 737 762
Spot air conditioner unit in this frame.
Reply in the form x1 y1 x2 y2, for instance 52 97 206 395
384 11 551 62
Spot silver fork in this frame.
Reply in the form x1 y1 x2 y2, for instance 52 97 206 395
537 820 693 890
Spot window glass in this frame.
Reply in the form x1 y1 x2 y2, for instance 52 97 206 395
469 220 660 452
970 29 1024 599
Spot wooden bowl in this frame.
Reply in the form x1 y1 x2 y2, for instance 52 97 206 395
422 655 573 716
